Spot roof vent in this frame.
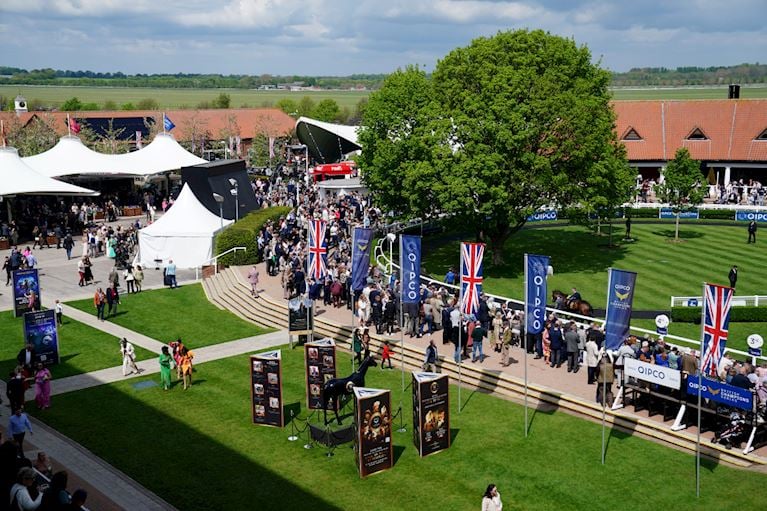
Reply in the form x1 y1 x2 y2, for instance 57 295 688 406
728 84 740 99
686 127 708 141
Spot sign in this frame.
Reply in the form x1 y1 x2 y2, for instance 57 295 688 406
735 211 767 222
525 254 550 334
526 210 558 222
624 358 681 389
686 377 753 411
400 235 421 304
305 338 337 410
747 334 764 349
659 208 699 219
655 314 669 335
23 310 60 366
354 387 393 477
351 228 374 292
288 297 313 335
250 351 284 427
686 299 699 307
749 348 763 357
412 372 450 457
12 269 41 318
604 268 638 351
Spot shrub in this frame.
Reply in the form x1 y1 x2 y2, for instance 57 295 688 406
671 305 767 323
214 207 291 266
698 209 736 220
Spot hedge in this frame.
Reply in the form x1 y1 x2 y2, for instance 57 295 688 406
214 206 291 266
671 305 767 323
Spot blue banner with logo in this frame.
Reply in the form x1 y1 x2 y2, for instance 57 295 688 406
659 208 699 219
527 210 558 222
23 309 59 366
400 235 421 304
604 268 638 351
735 210 767 222
12 269 41 318
351 228 374 292
525 254 550 334
686 377 753 411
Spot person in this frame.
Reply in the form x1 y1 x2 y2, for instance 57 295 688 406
9 467 42 510
62 232 74 260
625 216 632 239
380 340 393 369
41 470 72 509
159 346 174 391
93 288 106 321
424 339 438 372
34 451 53 479
17 344 36 373
491 312 503 353
71 489 88 510
585 336 599 384
596 350 615 406
501 323 513 367
179 346 195 390
564 322 580 373
3 255 11 286
123 266 135 294
471 320 486 363
361 329 371 359
444 267 456 285
352 328 363 364
55 299 63 326
133 265 144 292
34 362 51 410
77 258 86 287
164 259 177 289
106 284 120 317
8 408 33 457
728 265 737 290
120 338 140 376
7 369 26 414
566 287 581 308
83 256 93 285
248 266 260 298
747 219 757 243
481 484 503 511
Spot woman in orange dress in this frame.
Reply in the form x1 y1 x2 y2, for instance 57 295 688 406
178 346 195 390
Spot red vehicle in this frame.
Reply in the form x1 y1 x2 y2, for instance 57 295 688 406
310 161 357 182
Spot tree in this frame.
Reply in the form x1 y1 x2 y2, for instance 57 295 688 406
275 98 297 116
136 98 159 110
655 148 705 241
6 114 58 156
359 30 633 265
97 119 129 154
61 97 83 111
212 93 231 109
311 99 341 122
297 96 315 117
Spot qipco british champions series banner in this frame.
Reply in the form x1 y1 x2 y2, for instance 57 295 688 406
525 254 550 334
604 268 638 351
354 387 393 477
250 351 284 428
305 338 337 410
351 228 374 292
13 269 41 318
412 372 450 457
400 235 421 304
23 310 60 366
288 297 313 335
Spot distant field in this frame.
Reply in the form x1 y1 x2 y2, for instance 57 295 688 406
2 84 765 111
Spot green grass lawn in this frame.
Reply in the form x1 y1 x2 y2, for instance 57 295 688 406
632 319 767 354
0 310 153 380
611 86 767 100
33 346 765 511
66 283 270 347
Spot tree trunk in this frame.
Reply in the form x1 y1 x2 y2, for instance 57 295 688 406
675 214 680 240
608 220 613 247
487 222 518 266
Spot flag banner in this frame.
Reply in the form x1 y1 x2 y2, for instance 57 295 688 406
12 269 41 318
307 219 328 281
460 242 485 315
305 338 336 410
701 283 733 378
228 136 234 154
135 131 143 149
235 135 242 157
68 117 81 134
604 268 637 350
354 387 393 477
400 235 421 304
735 211 767 222
163 114 176 132
351 228 373 292
527 210 558 222
686 377 753 411
269 137 276 159
288 297 313 335
624 358 681 389
525 254 550 334
23 310 59 366
250 351 284 427
659 208 699 219
412 372 450 457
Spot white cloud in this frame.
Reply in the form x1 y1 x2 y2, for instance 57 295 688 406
174 0 311 29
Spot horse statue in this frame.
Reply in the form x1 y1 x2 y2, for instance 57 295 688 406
552 289 593 317
322 356 377 425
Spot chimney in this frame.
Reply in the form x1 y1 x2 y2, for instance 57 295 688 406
728 84 740 99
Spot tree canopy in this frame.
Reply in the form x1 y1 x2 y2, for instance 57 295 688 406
358 29 634 264
656 148 705 240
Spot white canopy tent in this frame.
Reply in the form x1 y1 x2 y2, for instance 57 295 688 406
23 133 206 178
0 146 98 197
136 183 232 269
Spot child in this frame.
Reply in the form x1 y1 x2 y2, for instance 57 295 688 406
381 340 393 369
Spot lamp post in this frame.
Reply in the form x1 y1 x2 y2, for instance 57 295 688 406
228 178 239 222
212 193 224 230
386 232 396 275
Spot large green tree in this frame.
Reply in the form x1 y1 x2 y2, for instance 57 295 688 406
655 148 705 241
358 30 634 264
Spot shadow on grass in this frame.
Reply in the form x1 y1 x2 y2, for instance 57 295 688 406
393 445 406 465
450 428 460 444
652 230 705 240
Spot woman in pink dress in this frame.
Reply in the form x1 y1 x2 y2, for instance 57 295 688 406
34 362 52 409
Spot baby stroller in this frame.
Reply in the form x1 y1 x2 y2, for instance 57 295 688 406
711 411 747 449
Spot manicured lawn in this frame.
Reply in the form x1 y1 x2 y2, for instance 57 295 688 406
33 347 765 511
0 310 154 380
66 283 271 347
632 319 767 354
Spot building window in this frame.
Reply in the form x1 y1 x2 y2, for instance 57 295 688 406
756 128 767 140
685 127 708 140
621 127 642 141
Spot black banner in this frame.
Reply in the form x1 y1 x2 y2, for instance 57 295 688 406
12 269 41 318
288 297 313 335
23 310 60 366
250 351 283 428
305 338 337 410
412 372 450 457
354 388 393 477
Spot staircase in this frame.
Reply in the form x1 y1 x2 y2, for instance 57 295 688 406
202 266 766 469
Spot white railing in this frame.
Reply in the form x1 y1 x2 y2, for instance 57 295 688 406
196 246 247 279
374 238 766 364
671 295 767 307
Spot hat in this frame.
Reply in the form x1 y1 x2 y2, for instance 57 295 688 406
642 341 649 348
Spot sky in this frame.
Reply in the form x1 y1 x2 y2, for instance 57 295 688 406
1 0 766 76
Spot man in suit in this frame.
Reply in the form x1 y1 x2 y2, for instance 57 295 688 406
728 265 738 290
16 344 36 373
747 220 757 243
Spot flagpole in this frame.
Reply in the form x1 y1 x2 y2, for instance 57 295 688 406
696 282 705 498
162 112 166 133
398 235 406 433
524 254 529 437
602 268 612 465
66 113 71 136
351 227 357 372
457 246 464 414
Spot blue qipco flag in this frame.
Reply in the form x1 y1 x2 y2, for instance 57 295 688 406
163 114 176 132
351 228 374 292
525 254 550 334
400 235 421 304
604 268 638 351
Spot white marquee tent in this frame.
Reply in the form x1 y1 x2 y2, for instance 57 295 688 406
0 146 98 197
23 133 206 178
136 183 232 269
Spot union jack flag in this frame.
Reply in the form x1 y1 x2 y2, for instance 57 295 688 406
700 283 733 378
460 242 485 315
307 219 328 281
